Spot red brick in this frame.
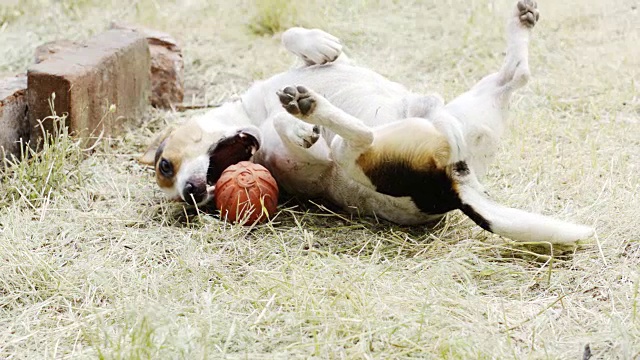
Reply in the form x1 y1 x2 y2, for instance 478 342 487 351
111 22 184 109
34 40 82 64
0 75 28 160
27 29 151 147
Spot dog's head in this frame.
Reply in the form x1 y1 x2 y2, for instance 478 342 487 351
139 116 260 206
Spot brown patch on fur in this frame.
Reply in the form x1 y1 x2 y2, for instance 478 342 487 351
139 126 175 166
155 163 177 190
357 119 451 174
156 174 175 189
153 139 178 190
150 123 206 190
356 119 460 215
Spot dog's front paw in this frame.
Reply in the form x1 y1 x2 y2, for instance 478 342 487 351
302 29 342 65
516 0 539 28
283 28 342 65
277 86 317 117
293 123 321 148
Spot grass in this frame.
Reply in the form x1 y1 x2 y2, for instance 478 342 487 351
1 96 86 208
248 0 299 36
0 0 639 358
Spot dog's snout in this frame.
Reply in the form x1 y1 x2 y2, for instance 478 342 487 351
183 181 208 205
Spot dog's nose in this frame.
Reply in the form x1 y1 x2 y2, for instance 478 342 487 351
183 181 207 205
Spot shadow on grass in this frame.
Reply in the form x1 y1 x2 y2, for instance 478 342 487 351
137 194 579 262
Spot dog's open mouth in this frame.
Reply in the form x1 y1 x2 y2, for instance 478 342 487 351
206 132 260 190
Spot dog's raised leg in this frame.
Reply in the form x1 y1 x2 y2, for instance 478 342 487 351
441 1 594 243
277 86 374 166
281 27 347 66
482 0 538 95
443 0 540 176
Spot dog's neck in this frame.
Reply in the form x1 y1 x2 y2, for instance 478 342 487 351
193 100 262 147
200 100 253 129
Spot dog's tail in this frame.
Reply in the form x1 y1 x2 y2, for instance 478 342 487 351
454 166 594 244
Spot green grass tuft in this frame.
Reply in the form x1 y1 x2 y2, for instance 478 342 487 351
248 0 299 36
90 315 158 360
0 97 87 209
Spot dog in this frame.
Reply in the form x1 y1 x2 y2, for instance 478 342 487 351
139 0 594 244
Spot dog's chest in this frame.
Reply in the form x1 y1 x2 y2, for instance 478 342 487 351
255 149 331 197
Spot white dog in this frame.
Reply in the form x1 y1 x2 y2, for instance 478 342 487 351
140 0 594 244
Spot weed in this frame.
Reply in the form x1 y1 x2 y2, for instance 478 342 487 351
0 95 87 208
248 0 299 36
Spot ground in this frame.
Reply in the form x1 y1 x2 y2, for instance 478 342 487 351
0 0 638 359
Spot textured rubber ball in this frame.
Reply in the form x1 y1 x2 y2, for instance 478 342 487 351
214 161 279 225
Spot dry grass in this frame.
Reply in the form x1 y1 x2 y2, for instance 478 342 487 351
0 0 639 358
247 0 299 36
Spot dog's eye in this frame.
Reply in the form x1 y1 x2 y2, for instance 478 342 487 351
158 158 173 177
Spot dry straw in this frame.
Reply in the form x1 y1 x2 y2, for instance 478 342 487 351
0 0 638 358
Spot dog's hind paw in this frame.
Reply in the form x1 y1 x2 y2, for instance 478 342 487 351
516 0 539 28
277 86 317 117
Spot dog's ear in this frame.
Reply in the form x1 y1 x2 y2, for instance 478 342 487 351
138 126 174 166
238 125 262 149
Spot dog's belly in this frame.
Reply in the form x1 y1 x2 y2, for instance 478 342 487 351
253 124 333 197
245 63 446 222
259 153 331 197
445 91 508 177
268 158 330 197
325 168 445 225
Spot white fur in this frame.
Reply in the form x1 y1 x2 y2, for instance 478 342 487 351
152 3 594 243
176 154 211 204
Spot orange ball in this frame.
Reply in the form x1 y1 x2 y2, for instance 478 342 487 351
214 161 279 225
